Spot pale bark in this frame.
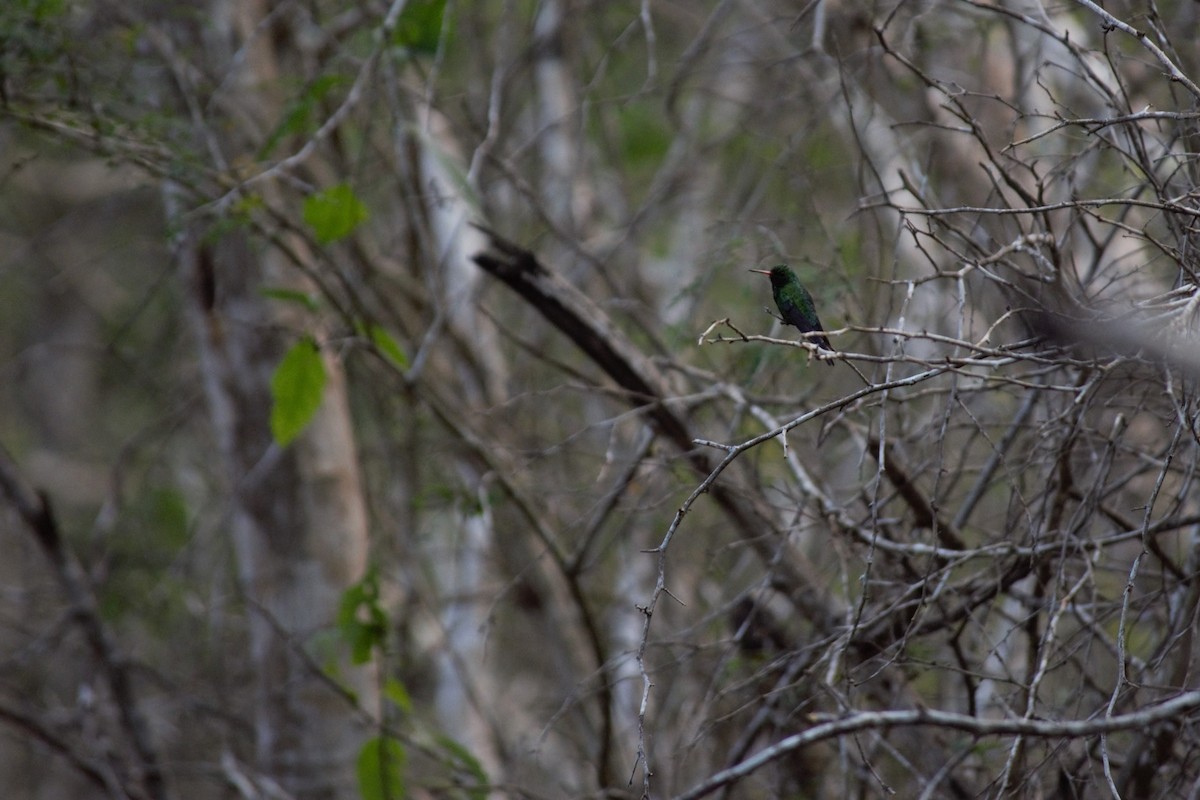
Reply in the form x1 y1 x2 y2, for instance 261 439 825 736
165 1 376 795
173 212 374 798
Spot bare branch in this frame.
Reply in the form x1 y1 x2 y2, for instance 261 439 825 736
677 692 1200 800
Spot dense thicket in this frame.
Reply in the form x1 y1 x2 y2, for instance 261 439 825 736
3 2 1200 798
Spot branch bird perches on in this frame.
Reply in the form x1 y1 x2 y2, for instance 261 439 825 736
469 225 837 625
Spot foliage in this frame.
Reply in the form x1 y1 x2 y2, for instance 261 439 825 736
270 337 327 446
357 735 407 800
357 321 409 370
303 184 369 245
391 0 448 55
338 569 388 666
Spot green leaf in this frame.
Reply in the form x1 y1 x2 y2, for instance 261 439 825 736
303 184 368 245
357 736 407 800
149 487 190 549
383 678 413 714
434 735 489 799
260 75 348 159
357 321 409 368
269 338 326 446
615 103 671 169
261 287 320 312
392 0 447 54
338 569 388 665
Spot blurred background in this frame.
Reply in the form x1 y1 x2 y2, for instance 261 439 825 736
3 1 1200 798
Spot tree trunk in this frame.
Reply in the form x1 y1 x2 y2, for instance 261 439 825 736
165 1 376 795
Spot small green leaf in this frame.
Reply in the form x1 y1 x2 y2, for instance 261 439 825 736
261 287 320 312
338 570 388 665
303 184 368 244
357 321 409 368
357 736 407 800
260 75 348 158
392 0 447 54
270 338 326 446
435 735 489 799
384 678 413 714
149 487 190 549
615 103 671 169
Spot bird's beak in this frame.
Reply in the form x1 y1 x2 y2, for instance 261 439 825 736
748 269 771 275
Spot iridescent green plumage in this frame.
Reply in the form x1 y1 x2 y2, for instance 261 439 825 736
750 265 834 365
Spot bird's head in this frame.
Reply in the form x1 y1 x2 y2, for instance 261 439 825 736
749 264 797 289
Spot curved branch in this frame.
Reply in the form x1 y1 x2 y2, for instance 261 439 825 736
677 691 1200 800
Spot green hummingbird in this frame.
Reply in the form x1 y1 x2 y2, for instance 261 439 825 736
750 265 835 365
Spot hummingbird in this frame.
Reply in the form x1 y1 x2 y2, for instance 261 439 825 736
750 265 835 365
